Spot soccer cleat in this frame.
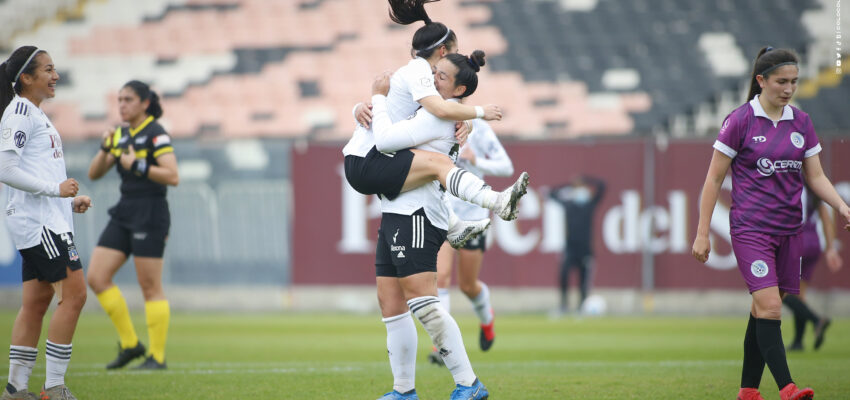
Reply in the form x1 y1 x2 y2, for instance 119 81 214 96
813 318 831 350
0 388 38 400
737 387 765 400
39 385 76 400
494 172 529 221
450 378 489 400
479 320 495 352
428 348 445 367
447 218 490 249
779 383 814 400
133 356 167 370
377 389 419 400
105 341 146 369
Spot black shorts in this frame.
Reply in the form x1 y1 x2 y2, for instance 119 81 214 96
344 146 414 201
20 228 83 283
461 229 488 251
376 208 448 278
98 197 170 258
563 251 593 269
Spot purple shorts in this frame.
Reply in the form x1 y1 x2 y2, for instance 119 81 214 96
731 231 802 295
800 227 821 282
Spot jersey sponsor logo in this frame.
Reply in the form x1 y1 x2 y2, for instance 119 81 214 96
135 136 147 145
790 132 804 149
14 131 26 148
756 157 802 177
153 134 170 146
750 260 769 278
752 135 766 143
49 134 61 148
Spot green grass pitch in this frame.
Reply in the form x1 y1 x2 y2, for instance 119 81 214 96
0 311 847 399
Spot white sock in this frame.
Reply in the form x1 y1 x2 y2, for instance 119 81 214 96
407 296 476 386
383 313 417 394
44 341 71 389
438 288 451 312
446 168 498 210
471 282 493 325
8 345 37 392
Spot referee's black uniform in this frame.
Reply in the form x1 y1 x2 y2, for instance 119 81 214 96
97 116 173 257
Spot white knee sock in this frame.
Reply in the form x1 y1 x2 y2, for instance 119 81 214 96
44 341 71 389
383 313 417 393
7 345 37 392
407 296 476 386
446 168 498 210
471 282 493 325
438 288 451 313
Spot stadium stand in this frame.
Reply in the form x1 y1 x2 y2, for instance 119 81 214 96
2 0 847 139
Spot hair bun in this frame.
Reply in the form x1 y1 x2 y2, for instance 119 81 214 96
467 50 486 72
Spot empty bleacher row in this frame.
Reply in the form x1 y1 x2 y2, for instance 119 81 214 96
4 0 847 140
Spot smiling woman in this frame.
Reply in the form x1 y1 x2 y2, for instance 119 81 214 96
0 45 93 400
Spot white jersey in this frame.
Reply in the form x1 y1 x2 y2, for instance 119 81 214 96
449 119 514 220
342 57 438 157
0 96 73 249
371 94 456 230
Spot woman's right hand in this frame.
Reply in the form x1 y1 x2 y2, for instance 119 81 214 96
355 102 373 128
59 178 79 198
482 104 503 121
372 71 392 96
692 235 711 263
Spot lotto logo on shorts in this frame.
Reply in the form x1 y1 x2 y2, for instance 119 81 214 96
751 260 769 278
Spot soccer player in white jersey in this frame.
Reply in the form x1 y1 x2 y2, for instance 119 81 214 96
0 46 92 400
343 0 528 248
372 51 492 400
430 119 513 365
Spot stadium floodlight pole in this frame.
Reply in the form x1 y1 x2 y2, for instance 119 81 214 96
640 138 656 312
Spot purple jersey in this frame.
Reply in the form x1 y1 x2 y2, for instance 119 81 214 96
713 95 821 235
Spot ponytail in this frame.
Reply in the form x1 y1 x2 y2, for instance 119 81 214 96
746 46 799 101
123 80 163 119
388 0 456 59
1 46 42 112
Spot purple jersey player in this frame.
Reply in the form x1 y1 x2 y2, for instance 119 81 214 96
692 47 850 400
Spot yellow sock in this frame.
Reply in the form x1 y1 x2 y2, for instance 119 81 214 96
96 286 139 349
145 300 170 364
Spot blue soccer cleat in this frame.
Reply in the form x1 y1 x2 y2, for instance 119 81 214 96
377 389 419 400
450 378 489 400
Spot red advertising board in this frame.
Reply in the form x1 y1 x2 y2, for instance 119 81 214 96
292 139 850 289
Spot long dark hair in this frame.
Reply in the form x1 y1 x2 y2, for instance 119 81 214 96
746 46 799 101
388 0 457 59
445 50 486 98
123 80 163 119
0 46 44 112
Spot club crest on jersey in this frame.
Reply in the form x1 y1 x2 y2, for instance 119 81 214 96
14 131 26 148
68 245 79 262
750 260 769 278
790 132 804 149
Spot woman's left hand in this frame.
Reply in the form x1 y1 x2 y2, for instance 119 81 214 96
72 196 92 213
120 145 136 170
841 204 850 232
454 121 472 146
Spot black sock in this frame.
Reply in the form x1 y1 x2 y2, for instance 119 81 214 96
791 312 806 346
755 318 793 389
783 295 819 324
741 314 765 388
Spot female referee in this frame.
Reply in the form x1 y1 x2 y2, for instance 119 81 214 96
0 46 92 400
432 118 514 365
86 80 179 370
692 46 850 400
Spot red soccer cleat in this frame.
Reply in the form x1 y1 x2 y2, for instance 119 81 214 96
779 383 814 400
479 319 495 352
737 387 765 400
